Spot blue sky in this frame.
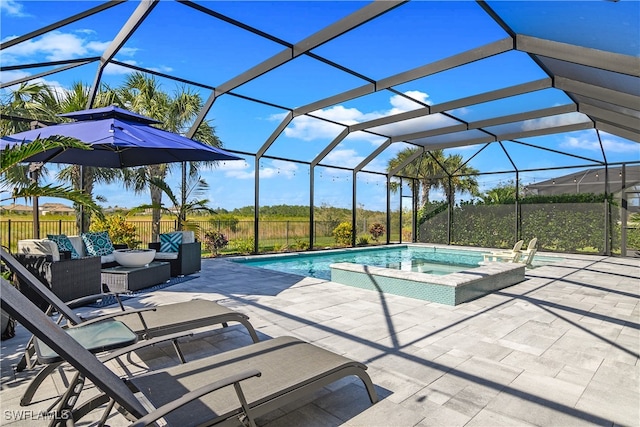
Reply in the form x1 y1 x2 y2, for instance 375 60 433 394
1 1 638 212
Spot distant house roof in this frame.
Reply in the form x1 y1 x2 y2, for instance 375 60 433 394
40 203 75 214
0 203 32 213
525 165 640 196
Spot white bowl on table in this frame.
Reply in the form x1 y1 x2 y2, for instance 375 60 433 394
113 249 156 267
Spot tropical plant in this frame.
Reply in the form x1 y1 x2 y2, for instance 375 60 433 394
90 214 138 248
357 235 370 246
369 223 385 241
1 81 121 232
116 72 223 242
131 175 216 234
478 183 518 205
203 231 228 256
232 237 255 254
0 136 104 220
387 148 480 209
332 221 353 246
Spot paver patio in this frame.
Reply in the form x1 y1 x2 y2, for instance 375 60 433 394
1 248 638 426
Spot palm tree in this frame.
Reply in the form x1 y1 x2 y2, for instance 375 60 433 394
387 148 479 208
387 147 445 208
116 72 223 240
1 136 105 225
441 153 479 207
479 184 518 205
1 81 120 232
131 175 216 233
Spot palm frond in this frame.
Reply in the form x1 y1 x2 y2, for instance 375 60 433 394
1 136 89 174
5 183 104 220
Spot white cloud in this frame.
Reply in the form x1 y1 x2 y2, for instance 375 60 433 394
104 61 136 76
561 132 640 154
0 69 65 95
221 159 299 180
324 149 364 168
1 0 29 17
272 90 432 144
283 116 345 141
259 160 298 179
1 30 139 66
522 112 589 131
2 31 97 62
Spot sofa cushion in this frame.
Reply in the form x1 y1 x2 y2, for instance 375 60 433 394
47 234 81 259
67 236 86 257
81 231 115 256
101 253 117 264
160 232 182 253
17 239 61 262
154 251 178 260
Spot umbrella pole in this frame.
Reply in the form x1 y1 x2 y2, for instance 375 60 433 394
180 162 187 230
79 165 85 234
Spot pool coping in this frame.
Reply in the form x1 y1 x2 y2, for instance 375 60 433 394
329 261 526 305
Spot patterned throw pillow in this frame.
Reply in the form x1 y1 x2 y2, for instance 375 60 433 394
47 234 80 259
160 232 182 253
81 231 115 256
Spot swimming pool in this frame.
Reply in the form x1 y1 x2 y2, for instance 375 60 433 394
232 245 528 305
233 246 482 280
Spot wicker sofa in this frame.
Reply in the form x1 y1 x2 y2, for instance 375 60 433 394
15 236 123 309
13 252 101 310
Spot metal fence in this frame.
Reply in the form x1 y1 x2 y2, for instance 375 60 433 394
0 219 345 254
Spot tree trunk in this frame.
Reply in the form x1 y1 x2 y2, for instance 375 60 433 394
72 166 95 234
149 164 164 242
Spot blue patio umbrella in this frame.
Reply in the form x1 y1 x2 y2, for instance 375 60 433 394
1 106 242 235
0 106 242 167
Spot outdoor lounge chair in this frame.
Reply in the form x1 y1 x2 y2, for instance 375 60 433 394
0 247 259 405
1 279 378 427
483 239 524 263
519 238 538 267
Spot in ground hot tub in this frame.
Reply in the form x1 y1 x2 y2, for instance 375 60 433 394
330 261 525 305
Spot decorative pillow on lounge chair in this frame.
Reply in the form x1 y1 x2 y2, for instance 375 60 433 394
81 231 115 256
46 234 81 259
160 232 182 253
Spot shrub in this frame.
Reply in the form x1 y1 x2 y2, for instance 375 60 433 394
90 214 138 248
294 238 310 251
332 221 353 246
232 237 255 254
203 231 228 256
357 235 370 246
369 223 385 241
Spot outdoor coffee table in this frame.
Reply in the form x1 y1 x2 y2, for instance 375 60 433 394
101 261 170 293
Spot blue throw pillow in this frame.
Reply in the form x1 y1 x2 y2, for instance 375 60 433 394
81 231 115 256
47 234 80 259
160 232 182 253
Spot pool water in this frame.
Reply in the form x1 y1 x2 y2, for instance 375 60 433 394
233 246 482 280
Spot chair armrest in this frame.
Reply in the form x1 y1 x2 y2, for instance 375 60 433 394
178 241 201 258
79 307 157 325
66 293 113 309
148 242 161 251
129 369 262 427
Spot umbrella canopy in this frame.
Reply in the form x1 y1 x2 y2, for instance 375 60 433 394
0 106 242 167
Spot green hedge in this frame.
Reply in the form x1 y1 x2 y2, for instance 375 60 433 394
418 194 621 254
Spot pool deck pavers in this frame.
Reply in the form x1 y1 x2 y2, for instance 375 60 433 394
1 248 638 426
